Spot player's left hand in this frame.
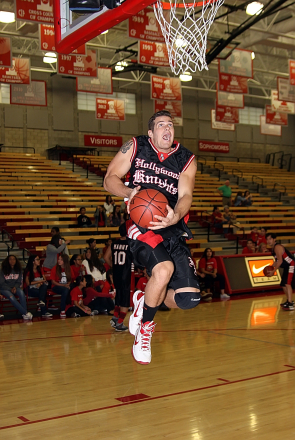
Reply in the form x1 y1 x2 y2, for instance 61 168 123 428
148 205 179 230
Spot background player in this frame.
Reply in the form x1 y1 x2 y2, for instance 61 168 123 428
266 233 295 310
104 110 200 365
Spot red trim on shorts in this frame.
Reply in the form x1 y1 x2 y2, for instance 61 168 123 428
287 264 295 284
182 154 195 172
137 231 164 249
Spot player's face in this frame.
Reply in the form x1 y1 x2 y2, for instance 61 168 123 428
266 236 274 247
148 116 174 151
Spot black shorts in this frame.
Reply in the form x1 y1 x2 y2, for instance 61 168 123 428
113 287 130 308
280 266 295 287
127 235 199 291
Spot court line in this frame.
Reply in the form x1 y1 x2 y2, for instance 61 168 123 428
208 330 295 348
1 366 294 431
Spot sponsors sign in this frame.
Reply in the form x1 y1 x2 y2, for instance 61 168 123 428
154 100 182 126
277 77 295 103
260 115 281 136
76 68 113 94
139 41 169 67
129 8 165 42
151 75 182 101
216 85 244 108
218 73 248 94
84 135 123 148
265 105 288 126
289 59 295 85
218 49 253 78
0 58 30 84
58 49 97 77
215 104 239 124
16 0 54 24
0 37 12 68
96 98 125 120
271 89 295 114
198 140 230 153
245 256 281 287
10 80 47 106
211 109 235 131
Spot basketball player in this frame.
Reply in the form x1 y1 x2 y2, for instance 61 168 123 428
266 233 295 310
104 223 133 332
104 110 200 364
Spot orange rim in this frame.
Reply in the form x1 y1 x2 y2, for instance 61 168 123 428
157 0 219 9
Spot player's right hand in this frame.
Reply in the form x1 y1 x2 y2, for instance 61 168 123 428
127 186 141 214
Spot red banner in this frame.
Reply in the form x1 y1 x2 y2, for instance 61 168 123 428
271 90 295 114
10 80 47 106
139 41 169 67
218 49 253 78
0 58 30 84
16 0 54 24
0 37 12 68
96 98 125 120
211 109 235 131
129 8 165 42
151 75 182 101
84 135 123 147
216 84 244 108
199 140 230 153
215 105 239 124
154 100 182 126
265 105 288 126
289 59 295 85
218 73 248 94
58 50 97 77
76 68 113 94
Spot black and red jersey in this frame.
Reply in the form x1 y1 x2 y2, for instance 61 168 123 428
111 238 133 289
272 243 295 269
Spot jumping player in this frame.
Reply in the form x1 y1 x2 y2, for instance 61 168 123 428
104 110 200 364
266 233 295 310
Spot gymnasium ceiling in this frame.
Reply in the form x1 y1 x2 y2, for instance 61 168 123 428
1 0 295 99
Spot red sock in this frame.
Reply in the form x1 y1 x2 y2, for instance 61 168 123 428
118 311 126 324
113 306 120 318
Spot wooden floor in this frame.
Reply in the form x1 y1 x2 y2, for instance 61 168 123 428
1 293 295 439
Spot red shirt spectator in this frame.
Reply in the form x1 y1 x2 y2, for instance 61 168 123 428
198 257 217 273
50 265 75 283
70 286 83 307
250 228 259 243
242 239 255 254
136 276 148 292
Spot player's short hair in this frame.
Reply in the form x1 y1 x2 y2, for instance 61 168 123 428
79 207 85 212
148 110 172 132
247 239 254 243
266 233 276 239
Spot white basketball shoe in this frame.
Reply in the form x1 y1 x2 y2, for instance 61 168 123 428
129 290 145 336
132 321 155 365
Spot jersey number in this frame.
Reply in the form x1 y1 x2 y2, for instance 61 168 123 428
113 251 126 265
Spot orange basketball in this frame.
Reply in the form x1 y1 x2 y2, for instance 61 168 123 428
263 265 274 277
129 189 168 228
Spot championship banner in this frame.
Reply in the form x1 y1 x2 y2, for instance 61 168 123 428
128 8 165 42
245 256 281 287
271 90 295 114
277 77 295 103
139 41 169 67
0 58 30 85
16 0 54 24
76 68 113 94
216 85 244 108
218 49 253 78
211 109 235 131
0 37 12 68
151 75 182 101
84 135 123 148
39 25 86 54
218 73 248 94
154 100 183 126
260 115 281 136
10 80 47 106
58 50 97 77
289 59 295 85
265 105 288 126
96 98 125 121
199 140 230 153
215 104 239 124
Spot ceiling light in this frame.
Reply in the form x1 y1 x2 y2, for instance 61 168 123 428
115 61 128 71
43 56 57 63
175 37 187 48
246 2 263 15
45 52 56 58
251 51 255 60
179 72 192 82
0 11 15 23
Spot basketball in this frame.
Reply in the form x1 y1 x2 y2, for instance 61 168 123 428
129 189 168 228
263 265 274 277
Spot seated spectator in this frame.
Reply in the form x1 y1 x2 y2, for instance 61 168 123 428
0 255 32 320
77 207 92 228
223 206 236 223
257 242 268 253
50 254 75 319
198 248 230 300
110 205 123 227
43 235 71 272
83 273 115 315
104 195 114 223
51 227 69 255
66 276 95 318
257 227 267 246
123 206 130 222
243 190 252 206
94 205 107 227
234 191 252 207
212 206 228 233
103 238 113 257
70 254 86 281
82 248 106 289
250 227 259 244
23 255 52 318
242 239 255 254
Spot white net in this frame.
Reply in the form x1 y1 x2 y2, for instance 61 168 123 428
153 0 224 75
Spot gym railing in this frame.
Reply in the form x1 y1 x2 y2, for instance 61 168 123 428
273 183 286 202
81 157 92 179
252 176 263 192
232 168 243 185
0 146 35 154
1 228 14 252
288 156 295 172
213 162 224 181
278 153 292 170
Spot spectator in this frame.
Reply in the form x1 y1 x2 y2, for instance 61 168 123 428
23 255 52 318
110 205 123 227
250 227 259 244
257 242 268 253
104 195 114 221
70 254 86 281
234 191 252 207
218 180 232 206
66 276 94 318
82 248 106 289
198 248 230 300
102 238 113 257
257 227 267 246
43 235 71 272
136 268 149 292
212 206 227 232
0 255 32 320
51 227 69 255
243 190 252 206
123 206 130 222
50 254 75 319
223 205 236 234
77 207 92 228
242 239 255 254
83 274 115 315
94 205 107 227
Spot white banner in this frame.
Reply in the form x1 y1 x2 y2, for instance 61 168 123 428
216 86 244 108
271 90 295 113
277 77 295 103
211 109 235 131
260 115 281 136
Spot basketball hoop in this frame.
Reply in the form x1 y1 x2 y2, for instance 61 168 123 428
153 0 224 74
